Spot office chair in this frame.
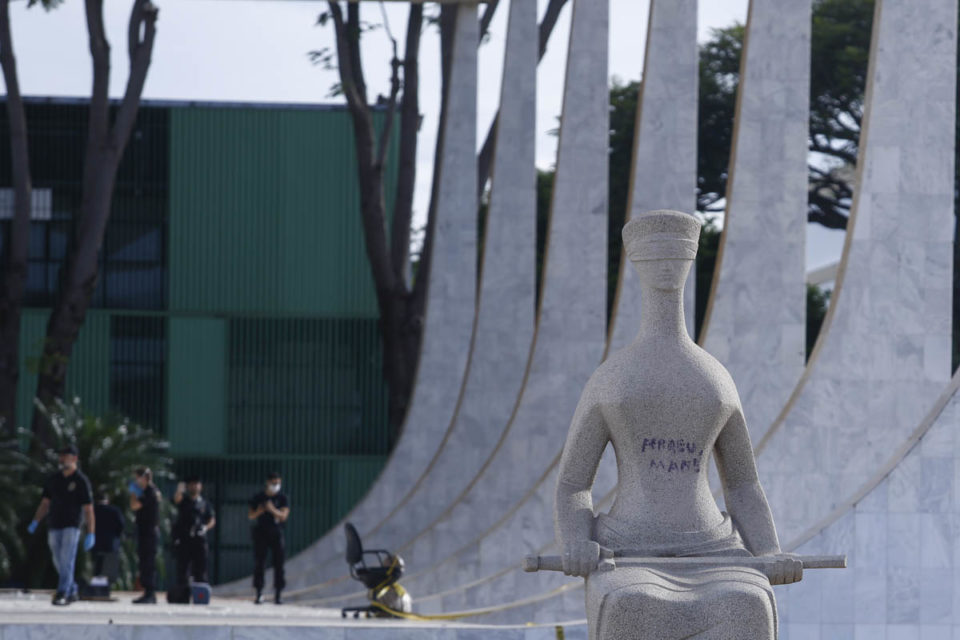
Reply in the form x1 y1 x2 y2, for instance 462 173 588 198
340 522 406 619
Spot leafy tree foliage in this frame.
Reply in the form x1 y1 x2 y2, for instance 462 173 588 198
2 398 173 590
696 24 743 214
0 436 32 580
806 284 831 360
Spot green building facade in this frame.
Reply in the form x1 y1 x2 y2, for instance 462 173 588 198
0 98 396 583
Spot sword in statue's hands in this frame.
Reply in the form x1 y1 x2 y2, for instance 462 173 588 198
523 549 845 585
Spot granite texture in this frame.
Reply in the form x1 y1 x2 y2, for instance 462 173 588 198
555 211 794 639
699 0 811 444
277 3 480 594
755 0 957 546
609 0 698 351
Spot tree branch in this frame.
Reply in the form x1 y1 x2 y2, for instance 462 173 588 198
110 0 158 152
538 0 567 60
374 2 400 170
328 2 367 112
346 2 367 105
0 0 33 434
390 3 422 285
83 0 110 174
479 0 499 42
327 1 395 298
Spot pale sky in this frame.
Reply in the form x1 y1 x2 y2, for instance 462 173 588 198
4 0 843 269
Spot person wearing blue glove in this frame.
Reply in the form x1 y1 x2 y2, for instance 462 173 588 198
130 467 160 604
28 444 95 606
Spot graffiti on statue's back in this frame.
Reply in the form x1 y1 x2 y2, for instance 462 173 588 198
641 437 703 474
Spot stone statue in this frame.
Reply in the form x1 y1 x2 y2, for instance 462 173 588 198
554 210 802 639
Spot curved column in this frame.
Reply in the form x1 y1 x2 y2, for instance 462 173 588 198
279 3 479 590
284 0 539 598
756 0 956 544
306 0 609 602
698 0 811 442
360 0 538 549
302 0 689 609
609 0 699 351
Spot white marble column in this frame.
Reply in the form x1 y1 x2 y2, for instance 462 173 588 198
609 0 699 351
698 0 811 443
278 2 479 592
756 0 956 544
290 0 539 598
355 0 610 600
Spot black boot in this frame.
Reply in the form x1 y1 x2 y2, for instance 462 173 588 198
254 590 264 604
133 592 157 604
274 590 283 605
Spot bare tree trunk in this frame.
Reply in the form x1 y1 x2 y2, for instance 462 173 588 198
0 0 32 435
31 0 157 445
328 1 428 436
331 0 546 435
389 4 422 284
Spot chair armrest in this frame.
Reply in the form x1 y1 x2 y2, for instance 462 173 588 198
362 549 393 567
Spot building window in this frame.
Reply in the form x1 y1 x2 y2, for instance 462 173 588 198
110 315 166 434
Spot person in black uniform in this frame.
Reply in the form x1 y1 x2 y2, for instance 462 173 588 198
92 490 124 577
129 467 160 603
172 475 215 590
27 445 96 606
248 471 290 604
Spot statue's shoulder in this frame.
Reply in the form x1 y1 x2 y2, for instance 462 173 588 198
591 346 644 381
685 342 740 399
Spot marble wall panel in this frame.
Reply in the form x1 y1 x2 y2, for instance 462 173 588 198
278 4 480 593
774 374 960 636
755 0 956 544
699 0 811 443
608 0 699 351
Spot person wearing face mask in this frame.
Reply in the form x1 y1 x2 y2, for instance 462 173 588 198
129 467 160 604
248 471 289 604
172 475 215 597
26 445 95 606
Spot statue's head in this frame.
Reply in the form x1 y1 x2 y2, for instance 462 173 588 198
622 210 701 291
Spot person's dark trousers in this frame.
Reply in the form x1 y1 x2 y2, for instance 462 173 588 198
138 531 158 592
175 537 209 587
93 552 107 576
252 528 286 592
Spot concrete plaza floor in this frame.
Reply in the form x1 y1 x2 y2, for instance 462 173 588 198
0 591 585 639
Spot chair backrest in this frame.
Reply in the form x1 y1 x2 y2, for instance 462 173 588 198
344 522 363 565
